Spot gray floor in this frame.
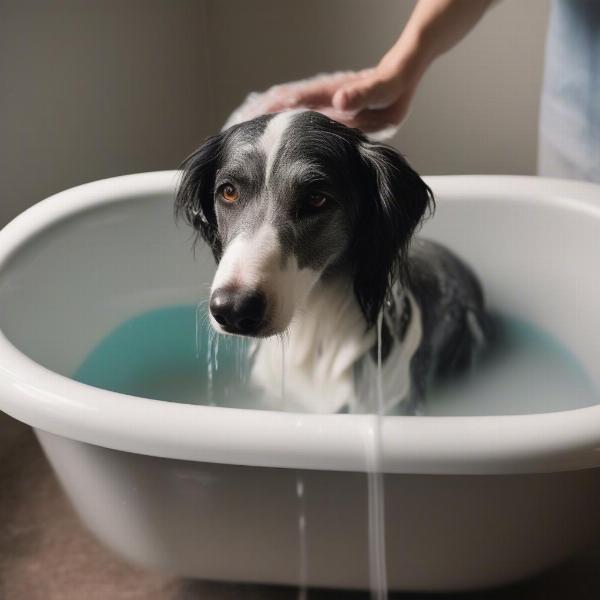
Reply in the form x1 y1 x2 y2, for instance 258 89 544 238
2 421 600 600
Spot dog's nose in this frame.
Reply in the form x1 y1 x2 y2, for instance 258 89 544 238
209 288 267 335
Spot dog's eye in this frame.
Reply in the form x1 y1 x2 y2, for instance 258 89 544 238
220 184 239 204
308 193 327 209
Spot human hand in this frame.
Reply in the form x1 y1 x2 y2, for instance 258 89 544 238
233 65 419 135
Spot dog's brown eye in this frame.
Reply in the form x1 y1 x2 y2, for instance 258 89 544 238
308 193 327 209
221 184 239 203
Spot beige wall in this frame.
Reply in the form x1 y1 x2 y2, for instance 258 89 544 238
0 0 549 229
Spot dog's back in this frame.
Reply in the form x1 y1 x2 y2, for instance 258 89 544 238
405 238 491 401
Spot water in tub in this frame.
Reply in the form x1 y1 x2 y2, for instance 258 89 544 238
73 304 599 597
74 304 598 416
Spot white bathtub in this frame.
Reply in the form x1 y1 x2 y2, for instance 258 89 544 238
0 172 599 592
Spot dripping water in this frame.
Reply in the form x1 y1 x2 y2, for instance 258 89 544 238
206 325 219 406
280 338 309 600
366 312 388 599
236 336 250 385
195 299 219 406
296 475 308 600
194 300 207 359
281 338 286 403
156 301 381 597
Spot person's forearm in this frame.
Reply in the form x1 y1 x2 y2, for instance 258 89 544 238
379 0 496 84
254 0 497 130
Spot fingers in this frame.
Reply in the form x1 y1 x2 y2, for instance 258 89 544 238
257 71 369 114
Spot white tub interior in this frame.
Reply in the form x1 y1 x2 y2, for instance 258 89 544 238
0 175 599 417
0 187 209 377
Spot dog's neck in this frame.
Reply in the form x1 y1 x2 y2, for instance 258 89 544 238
250 275 376 413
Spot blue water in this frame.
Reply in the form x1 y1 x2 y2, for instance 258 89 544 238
73 304 598 416
74 304 260 409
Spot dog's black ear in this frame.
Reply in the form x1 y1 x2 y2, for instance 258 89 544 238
175 132 225 260
351 141 434 326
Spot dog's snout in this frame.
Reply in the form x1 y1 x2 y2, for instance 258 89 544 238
210 288 267 335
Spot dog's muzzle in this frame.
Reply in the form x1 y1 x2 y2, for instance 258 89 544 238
210 288 267 336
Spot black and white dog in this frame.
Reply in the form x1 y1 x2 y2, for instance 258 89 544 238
176 110 489 414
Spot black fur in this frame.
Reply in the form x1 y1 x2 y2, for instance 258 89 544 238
176 131 225 260
352 142 434 326
175 115 272 261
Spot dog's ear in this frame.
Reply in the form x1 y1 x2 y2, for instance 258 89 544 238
175 132 225 260
351 141 434 326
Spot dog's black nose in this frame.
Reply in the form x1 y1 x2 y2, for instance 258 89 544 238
209 288 267 335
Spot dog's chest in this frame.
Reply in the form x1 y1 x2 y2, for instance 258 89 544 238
249 279 423 413
251 279 376 412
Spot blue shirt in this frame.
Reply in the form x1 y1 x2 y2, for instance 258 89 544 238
539 0 600 182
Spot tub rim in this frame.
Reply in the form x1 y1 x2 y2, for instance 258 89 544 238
1 171 600 475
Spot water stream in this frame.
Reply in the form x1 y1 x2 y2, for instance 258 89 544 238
365 313 388 599
279 338 309 600
296 474 308 600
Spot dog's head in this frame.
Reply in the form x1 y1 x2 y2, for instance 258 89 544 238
176 110 433 337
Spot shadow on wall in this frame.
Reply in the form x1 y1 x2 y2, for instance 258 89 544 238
0 0 549 228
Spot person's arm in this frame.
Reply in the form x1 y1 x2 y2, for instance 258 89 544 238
255 0 496 132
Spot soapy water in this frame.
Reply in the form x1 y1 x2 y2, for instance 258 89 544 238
74 304 599 416
73 303 599 596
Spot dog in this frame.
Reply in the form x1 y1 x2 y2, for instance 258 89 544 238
175 110 490 414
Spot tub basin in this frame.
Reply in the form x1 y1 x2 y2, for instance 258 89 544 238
1 172 600 591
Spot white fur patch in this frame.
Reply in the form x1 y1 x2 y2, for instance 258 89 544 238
251 278 376 413
251 283 423 414
211 226 280 293
211 223 322 334
377 290 422 412
259 111 298 184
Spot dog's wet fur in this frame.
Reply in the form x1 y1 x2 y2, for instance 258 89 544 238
176 110 490 413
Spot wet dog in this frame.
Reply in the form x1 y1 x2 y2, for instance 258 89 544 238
176 110 489 414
